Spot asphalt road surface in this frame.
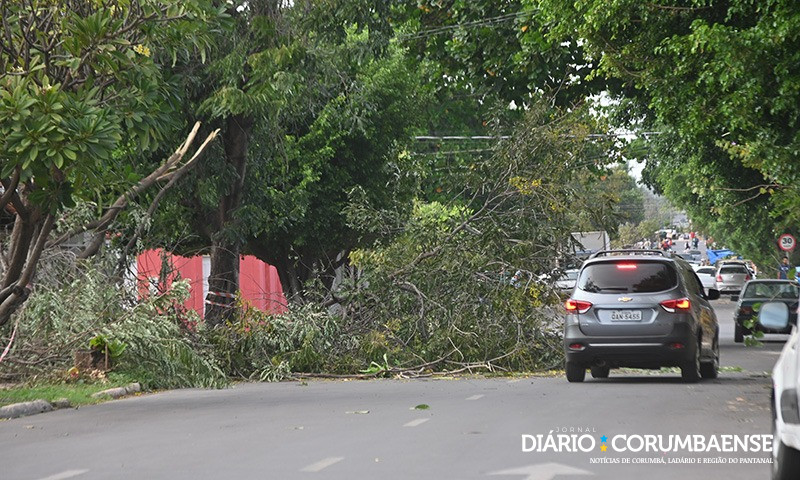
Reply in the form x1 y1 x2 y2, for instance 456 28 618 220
0 299 786 480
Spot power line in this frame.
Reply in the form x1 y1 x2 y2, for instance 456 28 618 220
397 10 532 42
415 135 510 141
413 132 662 141
411 148 494 156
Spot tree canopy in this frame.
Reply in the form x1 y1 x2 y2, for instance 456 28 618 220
0 0 222 325
536 0 800 266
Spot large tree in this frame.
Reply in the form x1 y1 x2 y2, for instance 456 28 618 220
141 1 422 319
0 0 221 326
536 0 800 263
393 0 609 107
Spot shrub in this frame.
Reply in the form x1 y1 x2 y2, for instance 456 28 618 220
1 255 226 389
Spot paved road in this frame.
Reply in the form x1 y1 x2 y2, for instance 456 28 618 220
0 299 786 480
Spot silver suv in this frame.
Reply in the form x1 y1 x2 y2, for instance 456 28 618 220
563 250 721 383
715 261 752 294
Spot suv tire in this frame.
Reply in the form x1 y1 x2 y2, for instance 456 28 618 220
566 362 586 383
681 338 702 383
700 336 719 379
590 365 610 379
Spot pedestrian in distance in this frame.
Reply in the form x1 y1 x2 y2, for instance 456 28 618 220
778 257 792 279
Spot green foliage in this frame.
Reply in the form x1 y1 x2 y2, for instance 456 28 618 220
88 335 127 359
742 315 766 347
394 0 606 106
0 378 137 408
151 15 428 296
339 104 616 371
360 354 393 376
102 282 227 389
206 303 345 380
1 255 226 389
0 0 222 212
536 0 800 260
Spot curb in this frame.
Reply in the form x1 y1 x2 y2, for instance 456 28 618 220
0 383 141 420
91 382 141 399
0 399 56 419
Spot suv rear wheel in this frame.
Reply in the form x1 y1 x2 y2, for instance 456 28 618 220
700 335 719 379
565 362 586 383
681 337 702 383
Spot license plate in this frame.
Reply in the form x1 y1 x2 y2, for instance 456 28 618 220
610 310 642 321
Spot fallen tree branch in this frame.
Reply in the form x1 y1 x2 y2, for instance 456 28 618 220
49 122 213 249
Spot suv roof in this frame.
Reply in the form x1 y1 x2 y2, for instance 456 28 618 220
717 259 746 266
586 249 692 267
590 249 671 259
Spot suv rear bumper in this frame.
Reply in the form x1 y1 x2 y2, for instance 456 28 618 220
564 323 696 368
717 285 744 294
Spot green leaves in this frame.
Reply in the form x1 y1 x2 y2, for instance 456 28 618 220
531 0 800 264
0 0 225 212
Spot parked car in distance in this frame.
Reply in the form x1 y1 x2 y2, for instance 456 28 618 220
564 249 720 383
693 265 717 294
686 249 703 262
732 280 799 343
758 302 800 479
554 269 580 293
719 259 757 278
715 262 752 294
674 252 698 266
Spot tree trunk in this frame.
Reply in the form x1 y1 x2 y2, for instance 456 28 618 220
204 242 241 326
204 114 253 327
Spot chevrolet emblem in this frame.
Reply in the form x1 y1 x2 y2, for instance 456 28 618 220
618 297 633 302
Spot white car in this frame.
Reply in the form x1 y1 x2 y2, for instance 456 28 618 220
554 269 579 292
758 302 800 479
693 265 717 294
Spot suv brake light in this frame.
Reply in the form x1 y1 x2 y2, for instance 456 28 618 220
660 298 691 313
565 299 592 314
716 275 723 282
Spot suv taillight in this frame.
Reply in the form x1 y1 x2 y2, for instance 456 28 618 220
660 298 691 313
745 274 751 281
716 275 723 282
565 299 592 314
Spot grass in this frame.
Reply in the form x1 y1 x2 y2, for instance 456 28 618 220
0 374 140 408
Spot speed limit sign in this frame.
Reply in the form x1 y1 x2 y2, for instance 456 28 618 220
779 233 797 252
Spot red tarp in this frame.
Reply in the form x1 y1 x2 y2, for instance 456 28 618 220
136 249 287 317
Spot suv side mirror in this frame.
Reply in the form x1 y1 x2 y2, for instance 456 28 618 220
758 302 790 330
707 288 720 301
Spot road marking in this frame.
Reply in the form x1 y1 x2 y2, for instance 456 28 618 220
490 462 594 480
466 394 484 401
36 470 89 480
404 418 430 427
300 457 344 472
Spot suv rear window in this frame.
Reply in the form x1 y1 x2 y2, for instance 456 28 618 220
577 261 678 293
720 265 748 274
